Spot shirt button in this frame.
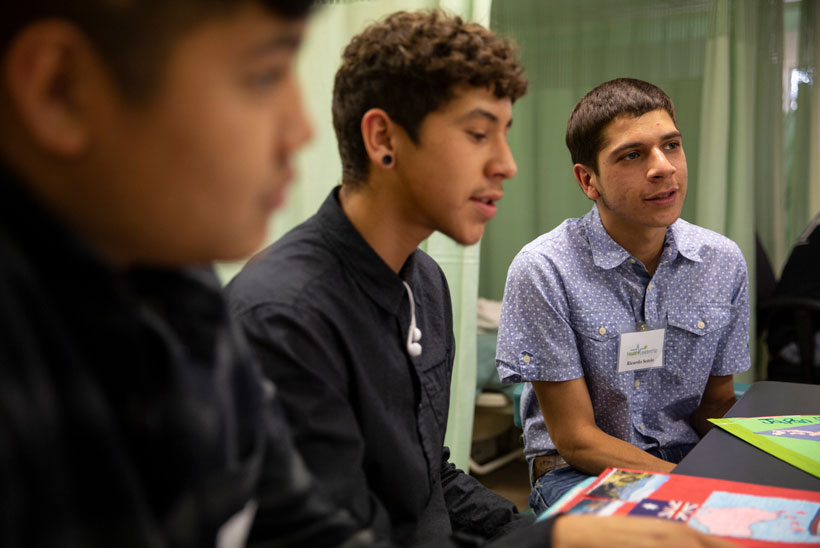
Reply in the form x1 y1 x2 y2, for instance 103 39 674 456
598 326 607 335
697 320 705 329
523 355 531 364
634 379 640 388
629 258 636 264
647 282 654 291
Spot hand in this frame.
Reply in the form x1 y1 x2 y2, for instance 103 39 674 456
552 515 740 548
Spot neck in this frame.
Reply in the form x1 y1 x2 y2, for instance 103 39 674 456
627 234 665 276
339 180 432 274
1 146 134 270
597 209 667 276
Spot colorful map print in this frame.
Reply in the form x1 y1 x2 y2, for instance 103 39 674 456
550 468 820 545
688 491 820 543
758 423 820 441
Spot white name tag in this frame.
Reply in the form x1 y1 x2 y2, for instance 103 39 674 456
617 328 665 372
216 498 258 548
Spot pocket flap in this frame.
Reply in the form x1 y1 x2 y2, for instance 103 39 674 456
570 310 631 342
666 305 732 336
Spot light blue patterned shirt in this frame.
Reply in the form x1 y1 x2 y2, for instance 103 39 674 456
496 205 750 463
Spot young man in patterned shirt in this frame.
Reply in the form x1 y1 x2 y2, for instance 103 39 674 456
496 78 751 514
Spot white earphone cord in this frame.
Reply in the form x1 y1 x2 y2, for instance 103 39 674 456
402 281 422 357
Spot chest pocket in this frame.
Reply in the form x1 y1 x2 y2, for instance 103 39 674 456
666 305 732 336
569 309 632 372
664 305 733 380
568 309 633 384
570 309 632 342
416 356 451 428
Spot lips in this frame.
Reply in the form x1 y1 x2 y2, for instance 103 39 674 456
265 168 295 211
471 191 503 205
645 188 678 205
470 192 502 220
473 197 497 206
646 188 676 200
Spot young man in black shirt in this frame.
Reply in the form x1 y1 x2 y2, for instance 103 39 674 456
0 2 375 546
227 10 736 548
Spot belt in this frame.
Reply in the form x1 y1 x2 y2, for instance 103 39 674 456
532 453 568 480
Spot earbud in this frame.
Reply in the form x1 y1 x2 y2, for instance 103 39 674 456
407 326 422 357
407 341 422 357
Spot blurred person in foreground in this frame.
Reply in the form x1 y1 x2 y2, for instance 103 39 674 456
0 1 375 546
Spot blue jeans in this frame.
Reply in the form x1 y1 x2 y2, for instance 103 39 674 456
528 443 696 516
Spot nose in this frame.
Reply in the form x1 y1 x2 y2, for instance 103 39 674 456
487 137 517 181
647 146 676 180
281 74 314 154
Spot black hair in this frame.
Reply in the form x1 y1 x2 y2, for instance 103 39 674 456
566 77 676 173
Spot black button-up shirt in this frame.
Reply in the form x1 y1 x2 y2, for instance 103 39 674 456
0 166 368 547
227 188 537 546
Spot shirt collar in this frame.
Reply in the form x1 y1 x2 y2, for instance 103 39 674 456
582 205 631 269
667 218 703 263
316 186 412 316
582 204 702 269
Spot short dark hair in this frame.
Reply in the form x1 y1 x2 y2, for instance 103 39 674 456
1 0 313 102
332 9 528 187
566 77 677 174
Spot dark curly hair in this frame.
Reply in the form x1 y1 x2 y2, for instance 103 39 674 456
566 78 677 174
332 9 528 186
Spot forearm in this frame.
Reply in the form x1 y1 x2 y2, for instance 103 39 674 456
689 396 736 437
440 452 533 538
690 374 738 437
551 515 741 548
557 424 675 475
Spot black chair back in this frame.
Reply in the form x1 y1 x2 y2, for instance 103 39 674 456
761 297 820 384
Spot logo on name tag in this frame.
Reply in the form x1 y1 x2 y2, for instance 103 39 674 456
618 329 665 373
626 344 659 358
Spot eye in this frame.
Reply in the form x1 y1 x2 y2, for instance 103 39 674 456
665 141 681 151
622 151 640 161
467 131 487 142
246 67 287 89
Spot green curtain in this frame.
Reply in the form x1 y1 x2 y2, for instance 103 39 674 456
485 0 791 383
218 0 490 472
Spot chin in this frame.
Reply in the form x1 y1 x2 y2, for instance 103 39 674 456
213 229 268 262
445 227 484 247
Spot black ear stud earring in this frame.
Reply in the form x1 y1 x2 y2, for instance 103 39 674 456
382 154 393 166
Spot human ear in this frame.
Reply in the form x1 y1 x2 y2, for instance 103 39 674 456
3 21 94 157
573 163 600 200
360 108 397 170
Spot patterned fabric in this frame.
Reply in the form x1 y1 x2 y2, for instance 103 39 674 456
496 205 751 462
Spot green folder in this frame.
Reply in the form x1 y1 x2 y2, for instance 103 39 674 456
709 415 820 479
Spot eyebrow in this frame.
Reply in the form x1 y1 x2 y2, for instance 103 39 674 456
609 131 682 158
244 32 303 59
458 108 514 129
